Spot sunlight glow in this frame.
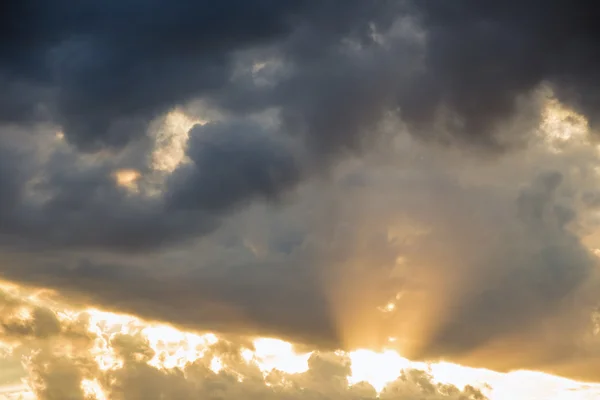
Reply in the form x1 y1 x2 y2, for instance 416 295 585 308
539 96 589 149
81 379 107 400
378 302 396 313
113 168 140 190
151 109 206 173
0 383 35 400
3 304 599 400
210 356 224 373
79 309 600 399
143 326 218 369
348 349 416 392
252 338 311 375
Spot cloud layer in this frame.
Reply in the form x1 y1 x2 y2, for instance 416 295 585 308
1 0 600 385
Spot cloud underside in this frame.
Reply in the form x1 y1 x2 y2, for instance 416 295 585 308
0 0 600 384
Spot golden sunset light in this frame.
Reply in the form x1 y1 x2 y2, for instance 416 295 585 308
0 282 598 400
113 169 141 190
151 110 207 173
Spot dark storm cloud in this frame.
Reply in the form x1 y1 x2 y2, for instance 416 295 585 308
0 0 599 251
1 0 312 150
2 0 600 153
398 0 600 145
166 120 302 212
0 0 400 250
212 0 600 153
0 0 393 151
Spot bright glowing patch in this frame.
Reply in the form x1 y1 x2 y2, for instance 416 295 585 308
210 356 224 373
0 383 35 400
253 338 311 375
347 349 415 392
539 97 589 148
379 302 396 312
81 379 107 400
241 348 254 363
3 303 600 400
143 326 218 369
113 168 140 190
151 109 206 173
87 309 141 371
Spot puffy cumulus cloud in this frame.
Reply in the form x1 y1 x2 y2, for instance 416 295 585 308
0 285 488 400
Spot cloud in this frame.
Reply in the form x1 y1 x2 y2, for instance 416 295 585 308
0 286 489 400
4 0 600 154
1 0 600 386
417 171 595 360
1 0 600 251
0 0 394 151
165 119 302 212
388 0 600 149
0 0 305 150
1 118 600 381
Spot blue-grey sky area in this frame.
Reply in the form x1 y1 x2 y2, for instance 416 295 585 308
1 1 600 397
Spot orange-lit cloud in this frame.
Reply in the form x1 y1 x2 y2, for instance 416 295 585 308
113 169 141 190
0 284 599 400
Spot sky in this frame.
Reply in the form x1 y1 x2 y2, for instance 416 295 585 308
1 0 600 398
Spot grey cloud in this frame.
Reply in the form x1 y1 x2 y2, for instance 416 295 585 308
0 0 389 151
166 120 302 212
397 0 600 146
216 0 600 155
0 117 302 251
0 252 338 350
1 0 600 252
419 171 596 361
2 131 600 381
5 0 599 156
